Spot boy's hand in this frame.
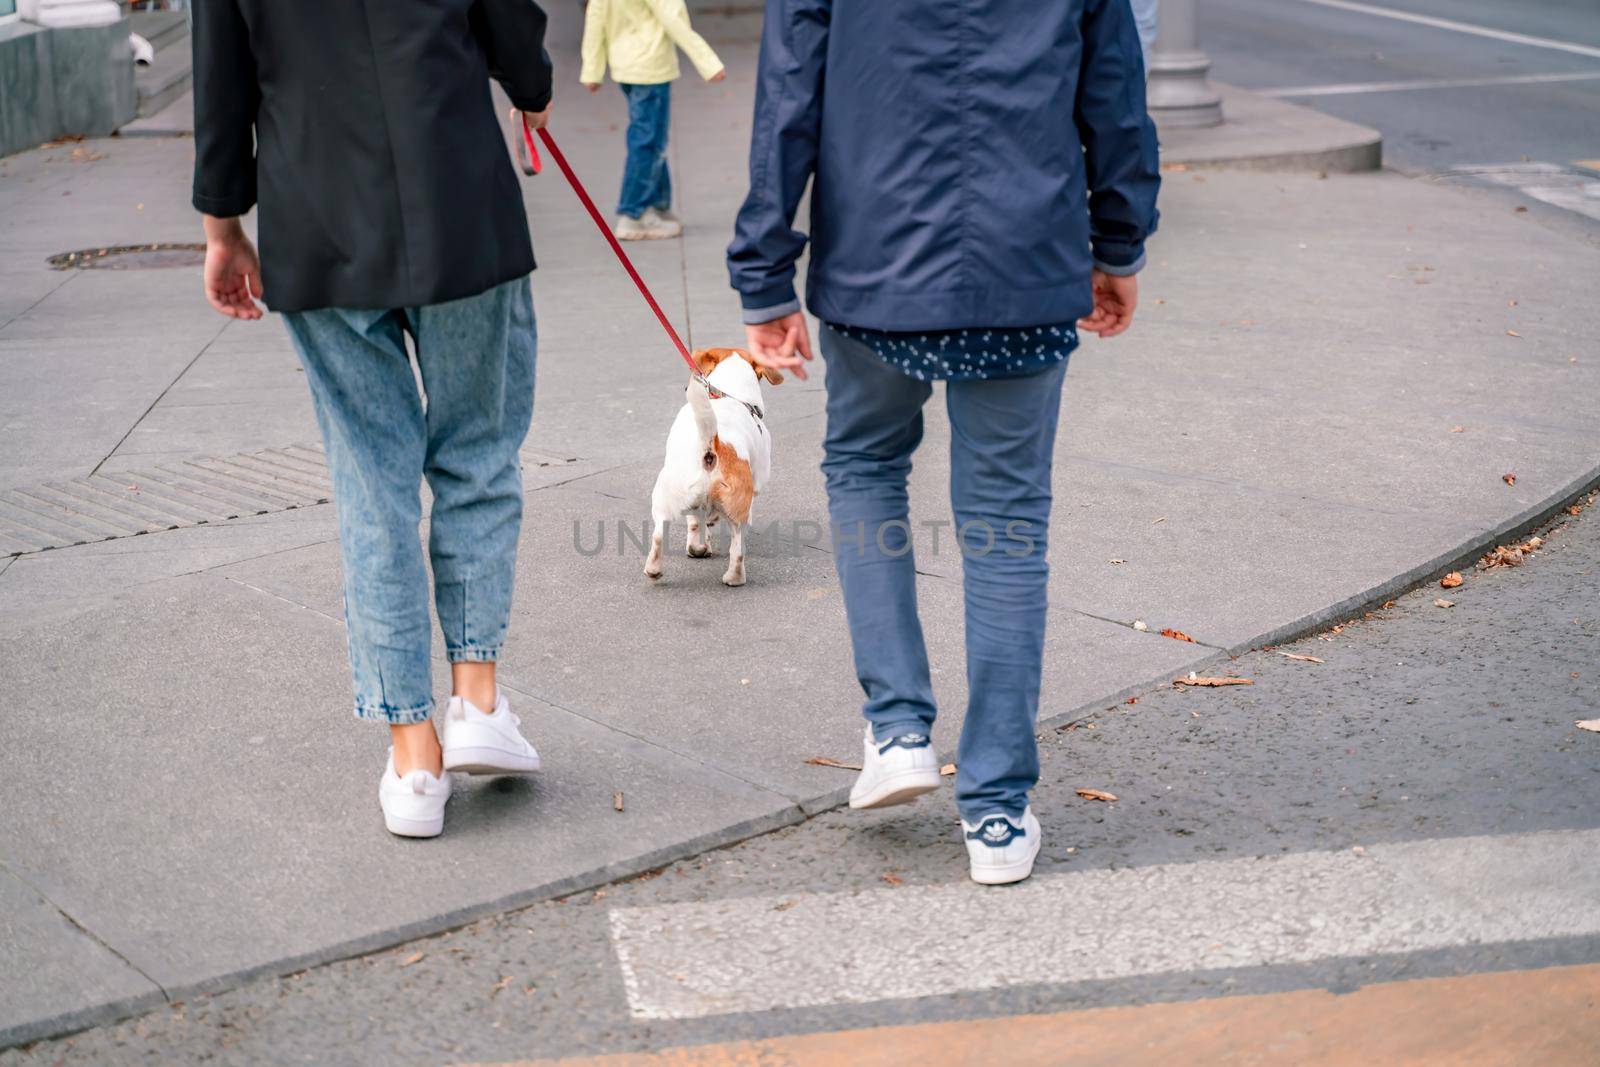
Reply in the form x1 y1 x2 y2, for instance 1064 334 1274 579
709 68 727 83
1077 269 1137 338
744 310 814 381
201 215 263 320
583 82 601 93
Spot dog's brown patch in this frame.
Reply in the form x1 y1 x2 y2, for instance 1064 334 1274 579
692 346 783 386
709 436 755 525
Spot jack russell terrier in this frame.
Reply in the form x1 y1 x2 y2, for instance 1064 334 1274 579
645 348 781 586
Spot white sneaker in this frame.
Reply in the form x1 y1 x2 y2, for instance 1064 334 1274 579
441 691 542 775
379 749 452 838
848 724 941 809
615 212 679 241
963 808 1042 885
644 206 683 235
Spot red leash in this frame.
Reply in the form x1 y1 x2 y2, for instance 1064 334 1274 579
515 115 699 377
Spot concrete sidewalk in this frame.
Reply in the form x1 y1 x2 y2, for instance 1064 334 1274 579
2 2 1599 1049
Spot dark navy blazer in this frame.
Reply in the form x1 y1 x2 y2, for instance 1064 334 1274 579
192 0 554 313
727 0 1160 331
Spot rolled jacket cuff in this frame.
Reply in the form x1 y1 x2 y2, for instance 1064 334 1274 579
1093 251 1146 277
741 297 802 325
193 189 256 218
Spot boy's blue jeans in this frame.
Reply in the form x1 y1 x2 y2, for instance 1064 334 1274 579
617 81 672 218
820 326 1067 822
282 277 536 724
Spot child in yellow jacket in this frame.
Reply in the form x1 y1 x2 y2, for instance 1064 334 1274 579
581 0 726 240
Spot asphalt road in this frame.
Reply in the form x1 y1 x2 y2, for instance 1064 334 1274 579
1202 0 1600 174
7 488 1596 1064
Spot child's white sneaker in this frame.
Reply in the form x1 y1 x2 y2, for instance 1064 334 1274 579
848 724 941 809
441 692 542 775
378 749 451 838
963 807 1042 885
643 206 683 236
615 212 679 241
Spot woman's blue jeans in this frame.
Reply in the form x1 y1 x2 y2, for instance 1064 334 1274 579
617 81 672 218
282 277 536 724
820 326 1067 822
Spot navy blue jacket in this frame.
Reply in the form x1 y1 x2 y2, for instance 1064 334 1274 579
727 0 1160 331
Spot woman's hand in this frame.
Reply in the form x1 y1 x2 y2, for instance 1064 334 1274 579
709 68 727 83
583 82 601 93
1077 269 1137 338
744 311 814 381
201 215 263 320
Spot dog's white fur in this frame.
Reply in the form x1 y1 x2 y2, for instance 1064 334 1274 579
645 351 774 586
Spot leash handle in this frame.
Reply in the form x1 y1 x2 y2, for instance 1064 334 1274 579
514 111 542 176
533 127 696 371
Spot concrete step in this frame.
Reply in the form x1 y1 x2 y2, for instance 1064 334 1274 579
128 10 188 54
134 36 192 119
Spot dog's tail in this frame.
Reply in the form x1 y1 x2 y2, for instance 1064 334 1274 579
687 377 718 451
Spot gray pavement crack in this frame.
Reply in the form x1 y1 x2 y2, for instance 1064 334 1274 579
89 319 233 479
492 674 799 802
0 270 79 335
217 572 344 625
1068 607 1231 649
0 860 168 1001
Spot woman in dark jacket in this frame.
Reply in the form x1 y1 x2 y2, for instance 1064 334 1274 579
192 0 555 839
728 0 1159 884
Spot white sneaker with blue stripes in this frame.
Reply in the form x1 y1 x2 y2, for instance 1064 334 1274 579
963 807 1042 885
848 724 942 809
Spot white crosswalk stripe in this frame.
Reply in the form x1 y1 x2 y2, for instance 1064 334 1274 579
608 828 1600 1020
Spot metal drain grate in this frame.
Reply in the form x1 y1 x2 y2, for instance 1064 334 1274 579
0 444 333 556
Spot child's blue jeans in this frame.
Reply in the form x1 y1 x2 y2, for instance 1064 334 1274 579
820 326 1068 822
282 277 536 724
617 81 672 218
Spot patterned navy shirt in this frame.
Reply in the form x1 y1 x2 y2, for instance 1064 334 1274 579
828 322 1079 382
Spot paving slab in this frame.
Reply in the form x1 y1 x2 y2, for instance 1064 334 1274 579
0 571 796 1043
0 866 163 1049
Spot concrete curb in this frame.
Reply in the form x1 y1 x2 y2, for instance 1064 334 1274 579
1160 83 1382 173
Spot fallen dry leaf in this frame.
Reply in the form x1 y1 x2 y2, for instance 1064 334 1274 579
1450 426 1464 433
1509 298 1519 307
1160 628 1196 643
399 952 425 968
1570 505 1583 517
1503 472 1517 486
1434 598 1455 608
940 763 956 776
1132 620 1149 632
1480 536 1543 570
1506 330 1522 338
1152 516 1167 525
491 976 513 996
773 900 797 912
804 756 862 770
1440 572 1464 589
1075 788 1118 802
1576 720 1600 734
1126 696 1139 705
882 872 904 887
1109 557 1127 565
1175 675 1253 688
1274 651 1325 663
613 792 625 812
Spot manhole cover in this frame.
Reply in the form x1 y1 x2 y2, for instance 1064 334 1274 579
48 243 207 270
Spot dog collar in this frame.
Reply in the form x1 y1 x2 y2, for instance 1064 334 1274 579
694 370 765 424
